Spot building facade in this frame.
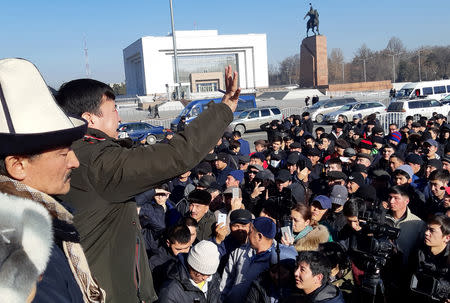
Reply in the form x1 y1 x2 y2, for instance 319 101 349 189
123 30 268 96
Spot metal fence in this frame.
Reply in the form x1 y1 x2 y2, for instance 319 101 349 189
378 112 406 133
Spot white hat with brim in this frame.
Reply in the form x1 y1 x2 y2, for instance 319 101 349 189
0 58 87 156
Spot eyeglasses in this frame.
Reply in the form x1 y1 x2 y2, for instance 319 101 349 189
248 170 259 174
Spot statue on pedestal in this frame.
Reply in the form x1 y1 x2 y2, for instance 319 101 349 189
304 3 320 37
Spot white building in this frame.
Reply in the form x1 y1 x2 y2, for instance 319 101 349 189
123 30 268 97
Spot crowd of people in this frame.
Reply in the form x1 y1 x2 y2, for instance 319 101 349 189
139 109 450 302
0 58 449 303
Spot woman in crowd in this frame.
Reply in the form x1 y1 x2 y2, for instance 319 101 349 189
281 203 329 251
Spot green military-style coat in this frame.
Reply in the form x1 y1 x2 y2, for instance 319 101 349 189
60 103 233 303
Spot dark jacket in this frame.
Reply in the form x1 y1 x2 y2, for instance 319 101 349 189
60 102 233 303
245 270 294 303
286 283 345 303
215 165 233 187
33 218 84 303
197 210 216 241
148 246 179 294
260 123 282 143
302 118 314 134
157 257 221 303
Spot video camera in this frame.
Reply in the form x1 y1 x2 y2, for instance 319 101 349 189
349 201 400 297
355 201 400 257
268 187 294 217
411 259 450 301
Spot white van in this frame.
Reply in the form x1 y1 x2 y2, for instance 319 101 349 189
395 80 450 100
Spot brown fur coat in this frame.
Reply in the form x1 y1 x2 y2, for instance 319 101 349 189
294 224 330 252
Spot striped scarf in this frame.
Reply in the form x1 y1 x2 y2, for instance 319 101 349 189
0 175 106 303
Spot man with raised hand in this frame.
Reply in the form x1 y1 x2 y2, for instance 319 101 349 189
0 58 105 302
56 66 240 303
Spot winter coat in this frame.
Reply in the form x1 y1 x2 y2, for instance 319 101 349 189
322 212 347 240
148 246 178 294
220 243 274 303
197 210 216 241
245 270 294 303
302 118 314 134
238 138 251 156
60 102 233 303
33 218 84 303
386 207 426 264
215 166 234 187
168 177 192 204
285 283 345 303
157 258 221 303
294 225 330 252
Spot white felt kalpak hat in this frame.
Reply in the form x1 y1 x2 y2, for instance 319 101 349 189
0 58 87 156
0 192 52 303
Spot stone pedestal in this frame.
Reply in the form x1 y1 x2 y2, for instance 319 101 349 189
300 35 328 88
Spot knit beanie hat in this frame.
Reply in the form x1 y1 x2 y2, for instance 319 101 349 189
389 132 402 143
187 240 220 275
228 170 244 183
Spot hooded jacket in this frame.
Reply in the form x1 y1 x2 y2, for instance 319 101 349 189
286 283 345 303
60 102 233 303
157 256 221 303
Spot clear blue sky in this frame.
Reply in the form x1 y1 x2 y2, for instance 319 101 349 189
2 0 449 88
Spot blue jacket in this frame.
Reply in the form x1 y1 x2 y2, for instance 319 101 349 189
238 138 251 156
220 243 274 303
33 218 84 303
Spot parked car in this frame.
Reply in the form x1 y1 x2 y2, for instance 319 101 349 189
323 101 386 123
229 106 283 134
386 99 450 119
307 97 357 123
170 93 257 131
118 122 167 144
440 94 450 104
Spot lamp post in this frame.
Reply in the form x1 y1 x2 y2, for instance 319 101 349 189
418 49 422 82
169 0 180 100
363 59 367 82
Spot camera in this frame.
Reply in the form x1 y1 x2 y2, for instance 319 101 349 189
349 201 400 296
267 187 294 228
411 261 450 301
353 201 400 257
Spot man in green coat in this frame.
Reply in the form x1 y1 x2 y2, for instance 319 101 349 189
56 66 240 303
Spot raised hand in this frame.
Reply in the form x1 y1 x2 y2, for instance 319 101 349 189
221 65 241 112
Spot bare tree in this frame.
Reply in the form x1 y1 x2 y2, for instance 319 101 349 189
386 37 406 54
328 48 344 84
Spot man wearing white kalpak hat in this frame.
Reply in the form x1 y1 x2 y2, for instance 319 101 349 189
0 58 105 302
157 240 221 302
56 67 240 302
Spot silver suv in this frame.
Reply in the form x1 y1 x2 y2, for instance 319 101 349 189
323 101 386 123
308 97 357 123
229 106 282 134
